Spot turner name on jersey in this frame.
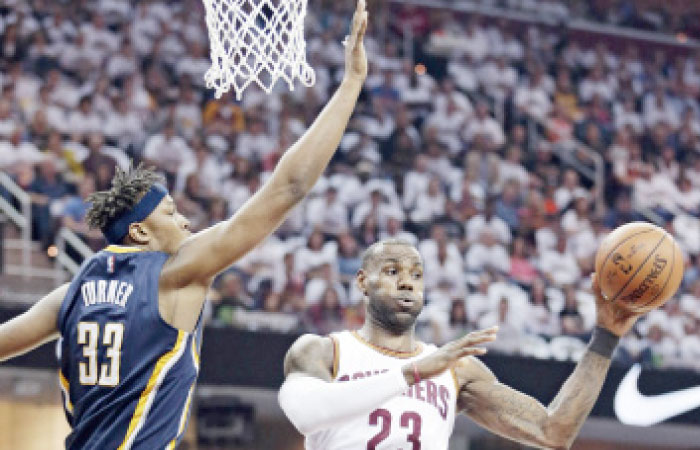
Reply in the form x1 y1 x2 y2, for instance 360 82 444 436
305 330 459 450
80 279 134 307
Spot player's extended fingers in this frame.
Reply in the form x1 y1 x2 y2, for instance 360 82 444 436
356 11 368 46
457 346 488 358
462 326 499 343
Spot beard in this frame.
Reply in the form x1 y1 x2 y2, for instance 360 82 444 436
367 296 420 334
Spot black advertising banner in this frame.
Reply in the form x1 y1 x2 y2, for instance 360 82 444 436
3 317 700 426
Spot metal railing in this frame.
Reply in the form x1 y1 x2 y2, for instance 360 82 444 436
526 117 606 216
55 227 94 282
0 171 31 271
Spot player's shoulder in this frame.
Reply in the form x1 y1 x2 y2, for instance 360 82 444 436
284 333 337 378
287 333 335 358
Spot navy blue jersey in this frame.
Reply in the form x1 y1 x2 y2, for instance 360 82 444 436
57 245 202 450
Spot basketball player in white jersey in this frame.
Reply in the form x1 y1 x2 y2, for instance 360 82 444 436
279 238 641 449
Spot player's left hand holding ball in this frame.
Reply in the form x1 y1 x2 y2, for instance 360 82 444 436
592 273 640 337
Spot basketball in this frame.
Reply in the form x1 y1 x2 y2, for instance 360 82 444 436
595 222 684 314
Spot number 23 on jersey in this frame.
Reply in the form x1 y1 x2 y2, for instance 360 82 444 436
368 408 422 450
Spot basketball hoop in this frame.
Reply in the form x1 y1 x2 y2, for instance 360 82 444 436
202 0 316 100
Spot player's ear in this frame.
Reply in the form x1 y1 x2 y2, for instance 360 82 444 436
127 222 150 245
356 269 367 297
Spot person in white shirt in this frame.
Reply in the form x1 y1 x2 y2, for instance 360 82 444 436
539 233 581 286
479 55 518 100
465 228 510 274
613 97 643 134
514 72 552 121
410 177 446 225
174 85 203 140
643 88 680 129
143 120 195 179
103 95 143 150
306 186 350 237
463 101 506 149
579 65 615 103
66 96 103 137
554 169 586 211
466 198 512 245
235 117 277 162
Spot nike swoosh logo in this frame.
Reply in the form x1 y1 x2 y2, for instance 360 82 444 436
614 363 700 426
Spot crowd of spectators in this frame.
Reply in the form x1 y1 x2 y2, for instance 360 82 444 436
1 0 700 371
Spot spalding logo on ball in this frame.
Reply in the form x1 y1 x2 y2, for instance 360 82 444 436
595 222 684 314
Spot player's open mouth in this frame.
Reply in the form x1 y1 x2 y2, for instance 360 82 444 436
396 297 415 309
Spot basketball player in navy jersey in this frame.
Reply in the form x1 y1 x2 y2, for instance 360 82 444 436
279 239 642 449
0 2 369 448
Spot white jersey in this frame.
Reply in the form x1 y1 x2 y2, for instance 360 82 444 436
306 330 459 450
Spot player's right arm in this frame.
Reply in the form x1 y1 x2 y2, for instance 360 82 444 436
279 328 498 435
160 0 369 289
0 283 68 361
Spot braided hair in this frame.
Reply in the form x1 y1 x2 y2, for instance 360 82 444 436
86 164 165 232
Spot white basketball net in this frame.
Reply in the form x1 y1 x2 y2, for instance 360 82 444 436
202 0 316 100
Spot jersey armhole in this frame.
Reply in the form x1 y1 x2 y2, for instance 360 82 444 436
56 277 81 333
149 252 183 333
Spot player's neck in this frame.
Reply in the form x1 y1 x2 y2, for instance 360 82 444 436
357 322 418 354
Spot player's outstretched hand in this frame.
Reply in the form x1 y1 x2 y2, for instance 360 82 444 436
343 0 368 83
403 326 498 384
592 273 640 337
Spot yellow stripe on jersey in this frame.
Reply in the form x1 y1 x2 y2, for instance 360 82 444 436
168 335 200 449
59 371 73 414
191 335 200 369
104 245 143 253
118 331 187 450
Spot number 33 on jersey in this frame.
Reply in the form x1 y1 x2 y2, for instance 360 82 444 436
306 331 459 450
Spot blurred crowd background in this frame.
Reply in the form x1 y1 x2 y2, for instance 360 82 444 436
1 0 700 372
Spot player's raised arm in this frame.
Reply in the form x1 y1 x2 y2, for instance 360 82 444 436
0 283 68 361
454 276 639 450
279 328 497 435
161 1 369 287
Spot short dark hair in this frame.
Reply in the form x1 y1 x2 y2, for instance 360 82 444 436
360 238 416 269
85 164 164 232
